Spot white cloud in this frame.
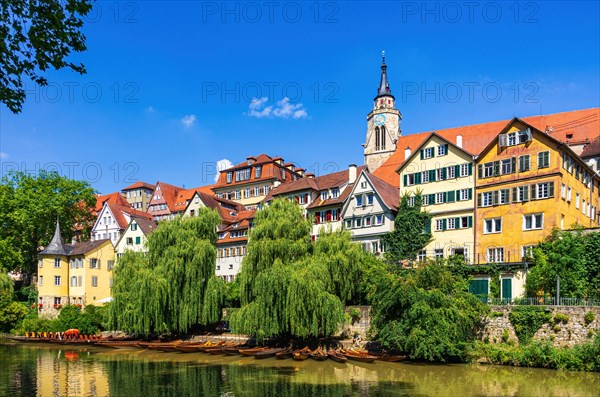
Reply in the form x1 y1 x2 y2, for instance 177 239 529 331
146 106 155 112
181 114 197 127
215 159 233 182
246 97 308 119
0 152 7 159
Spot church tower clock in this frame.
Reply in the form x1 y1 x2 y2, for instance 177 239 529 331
363 51 402 172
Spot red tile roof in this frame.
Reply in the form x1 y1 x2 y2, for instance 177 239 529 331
94 192 129 213
365 172 400 211
130 215 157 235
213 154 303 189
149 181 184 213
374 107 600 187
106 202 153 230
581 136 600 159
121 181 156 191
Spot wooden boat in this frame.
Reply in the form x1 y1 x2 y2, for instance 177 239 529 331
205 346 229 355
222 345 250 355
275 349 293 359
371 353 407 362
309 348 328 361
197 340 225 352
254 348 286 359
146 341 183 352
239 346 269 356
135 340 162 349
94 341 140 349
327 350 347 364
175 344 205 353
341 349 376 363
292 347 310 361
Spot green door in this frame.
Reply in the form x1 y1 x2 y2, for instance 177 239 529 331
469 279 489 302
502 278 512 303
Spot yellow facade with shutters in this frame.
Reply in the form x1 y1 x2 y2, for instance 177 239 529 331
38 238 115 318
475 120 600 265
398 133 476 263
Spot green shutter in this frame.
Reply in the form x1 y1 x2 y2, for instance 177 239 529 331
477 193 482 207
135 236 141 245
455 165 460 178
478 164 483 179
549 182 555 197
468 189 473 200
511 157 517 173
415 172 422 184
444 144 449 154
447 190 455 202
442 192 447 203
455 217 461 228
442 219 447 231
420 150 424 160
429 170 436 181
403 175 407 186
424 220 431 233
429 194 435 204
468 163 473 176
441 167 447 180
468 216 473 228
512 187 518 202
493 161 500 176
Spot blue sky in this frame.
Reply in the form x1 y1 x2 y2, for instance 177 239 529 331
1 0 599 194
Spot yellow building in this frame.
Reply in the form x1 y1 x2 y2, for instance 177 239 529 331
397 133 475 263
38 221 115 317
476 118 600 267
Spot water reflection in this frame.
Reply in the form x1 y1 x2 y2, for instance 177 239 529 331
1 343 599 397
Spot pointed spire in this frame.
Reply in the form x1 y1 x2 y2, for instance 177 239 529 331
40 218 68 255
375 50 394 100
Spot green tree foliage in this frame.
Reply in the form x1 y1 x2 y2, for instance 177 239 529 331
109 210 222 335
382 192 432 264
508 306 552 344
583 232 600 299
0 269 28 332
370 263 489 362
231 198 372 339
0 0 92 113
525 229 589 299
0 170 96 279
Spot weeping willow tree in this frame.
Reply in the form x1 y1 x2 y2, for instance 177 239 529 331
231 198 372 339
109 208 222 334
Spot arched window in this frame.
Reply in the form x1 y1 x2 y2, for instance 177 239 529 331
380 126 387 149
375 126 380 150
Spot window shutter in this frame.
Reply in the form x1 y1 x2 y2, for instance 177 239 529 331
468 163 473 176
424 220 431 234
511 157 516 173
549 182 555 197
420 150 424 160
429 194 435 204
403 175 407 186
468 189 473 200
468 216 473 228
441 167 447 180
315 213 320 224
523 186 530 202
442 219 447 231
447 190 455 202
443 192 447 203
492 190 498 205
477 193 482 207
415 172 422 184
499 133 508 147
455 217 461 228
304 193 308 202
526 128 532 141
326 210 332 221
444 144 449 154
429 170 436 182
512 187 517 202
530 184 536 200
478 164 483 179
493 161 500 176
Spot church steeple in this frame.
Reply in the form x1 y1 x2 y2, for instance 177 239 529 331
375 50 394 100
40 219 69 255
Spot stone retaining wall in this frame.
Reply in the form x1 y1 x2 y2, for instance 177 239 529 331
482 306 599 347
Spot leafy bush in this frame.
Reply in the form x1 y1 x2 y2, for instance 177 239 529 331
508 306 552 344
490 311 504 318
501 328 510 343
584 311 595 325
348 307 361 325
553 313 569 325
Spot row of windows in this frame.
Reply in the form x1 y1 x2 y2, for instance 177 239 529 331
498 128 532 147
126 236 142 245
478 152 549 179
408 189 473 207
482 213 544 234
218 246 247 258
344 214 385 229
561 184 598 220
420 144 448 159
562 151 594 189
417 246 469 261
404 163 472 186
484 246 537 263
149 203 168 212
43 258 110 270
477 182 555 207
216 264 235 271
39 275 104 287
355 193 374 207
432 216 473 232
218 185 271 200
125 190 151 198
227 166 262 183
314 209 341 224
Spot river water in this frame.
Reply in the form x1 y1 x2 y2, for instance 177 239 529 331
0 343 598 396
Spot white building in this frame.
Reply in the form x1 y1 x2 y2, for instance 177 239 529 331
91 202 153 244
114 215 157 257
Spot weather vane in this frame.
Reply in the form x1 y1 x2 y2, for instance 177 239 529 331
382 50 385 63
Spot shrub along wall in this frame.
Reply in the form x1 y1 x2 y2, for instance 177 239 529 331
482 306 599 347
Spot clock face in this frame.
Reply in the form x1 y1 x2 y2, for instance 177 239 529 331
374 114 386 126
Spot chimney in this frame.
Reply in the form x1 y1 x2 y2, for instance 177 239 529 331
348 164 357 184
404 146 411 159
456 135 463 148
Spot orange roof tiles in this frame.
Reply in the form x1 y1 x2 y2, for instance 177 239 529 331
581 136 600 159
374 107 600 187
122 181 156 191
94 192 129 213
106 202 153 230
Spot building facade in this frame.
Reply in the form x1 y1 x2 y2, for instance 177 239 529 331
38 222 115 317
91 201 152 243
121 181 155 211
114 216 157 257
398 133 476 263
